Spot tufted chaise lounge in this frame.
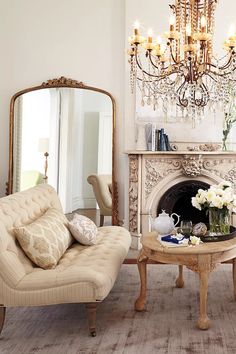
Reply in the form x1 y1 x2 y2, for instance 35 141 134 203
0 184 131 336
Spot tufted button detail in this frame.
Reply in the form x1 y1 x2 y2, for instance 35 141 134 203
0 184 131 296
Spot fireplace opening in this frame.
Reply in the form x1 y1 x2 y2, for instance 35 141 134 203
157 180 210 226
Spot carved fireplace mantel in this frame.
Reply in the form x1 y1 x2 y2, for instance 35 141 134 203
125 150 236 249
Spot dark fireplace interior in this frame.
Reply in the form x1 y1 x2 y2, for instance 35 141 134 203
157 180 210 226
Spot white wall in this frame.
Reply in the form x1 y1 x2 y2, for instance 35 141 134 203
0 0 126 220
1 0 236 225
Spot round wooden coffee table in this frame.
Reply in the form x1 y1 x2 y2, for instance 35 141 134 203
135 232 236 330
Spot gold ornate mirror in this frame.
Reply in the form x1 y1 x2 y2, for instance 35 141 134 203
7 77 118 225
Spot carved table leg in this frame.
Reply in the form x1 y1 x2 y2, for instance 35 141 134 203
197 271 210 330
85 303 99 337
135 251 148 312
233 258 236 300
0 305 6 335
175 265 184 288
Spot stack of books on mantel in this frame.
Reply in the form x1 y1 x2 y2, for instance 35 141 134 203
145 124 173 151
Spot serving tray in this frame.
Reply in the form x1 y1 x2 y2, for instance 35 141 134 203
200 226 236 242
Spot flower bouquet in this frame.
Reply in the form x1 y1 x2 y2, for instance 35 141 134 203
192 181 236 235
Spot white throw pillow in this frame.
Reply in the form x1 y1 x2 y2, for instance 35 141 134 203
68 214 98 245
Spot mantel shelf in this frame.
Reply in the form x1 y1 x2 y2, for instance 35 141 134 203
125 150 236 155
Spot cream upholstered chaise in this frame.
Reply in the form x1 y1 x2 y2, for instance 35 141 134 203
0 184 131 336
87 174 112 226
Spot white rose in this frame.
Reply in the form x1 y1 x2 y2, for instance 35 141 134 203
197 188 205 195
190 235 201 245
206 190 216 203
218 181 232 189
222 192 233 205
192 197 202 210
210 195 223 208
198 190 207 204
215 188 224 196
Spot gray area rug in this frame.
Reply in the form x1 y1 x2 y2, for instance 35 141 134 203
1 264 236 354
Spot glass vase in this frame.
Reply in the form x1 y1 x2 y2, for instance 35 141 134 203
222 138 231 151
208 207 231 235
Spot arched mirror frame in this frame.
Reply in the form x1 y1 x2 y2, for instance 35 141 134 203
7 76 118 225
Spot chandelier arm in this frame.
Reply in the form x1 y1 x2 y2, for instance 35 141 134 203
217 52 234 70
203 55 234 71
176 80 188 107
206 66 236 78
169 43 179 65
199 83 209 106
218 60 233 71
202 72 217 83
189 59 195 84
134 49 147 73
147 51 180 73
135 52 182 80
135 73 180 85
147 52 164 70
202 70 236 84
193 89 203 107
134 51 164 78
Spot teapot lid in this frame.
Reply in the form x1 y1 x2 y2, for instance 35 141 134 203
159 210 169 216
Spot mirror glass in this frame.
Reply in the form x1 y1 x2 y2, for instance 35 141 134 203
9 79 117 224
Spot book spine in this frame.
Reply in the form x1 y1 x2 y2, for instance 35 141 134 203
145 123 152 151
155 129 159 151
159 128 165 151
157 130 161 150
164 134 172 151
151 124 156 151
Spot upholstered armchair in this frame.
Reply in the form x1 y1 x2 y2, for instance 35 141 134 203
87 175 112 226
20 170 44 190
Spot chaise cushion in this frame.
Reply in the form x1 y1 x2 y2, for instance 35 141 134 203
68 214 98 245
5 226 131 306
14 208 73 269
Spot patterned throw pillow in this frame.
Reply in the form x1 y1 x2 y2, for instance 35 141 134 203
68 214 98 245
14 208 73 269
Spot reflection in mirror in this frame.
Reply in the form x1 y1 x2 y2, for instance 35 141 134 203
8 78 118 225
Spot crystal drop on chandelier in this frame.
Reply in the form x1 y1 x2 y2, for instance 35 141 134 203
128 0 236 121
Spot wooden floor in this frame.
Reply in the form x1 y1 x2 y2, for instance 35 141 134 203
1 264 236 353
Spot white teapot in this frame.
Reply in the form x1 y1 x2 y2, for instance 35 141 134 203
150 210 180 235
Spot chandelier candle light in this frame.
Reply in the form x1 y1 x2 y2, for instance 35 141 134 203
128 0 236 123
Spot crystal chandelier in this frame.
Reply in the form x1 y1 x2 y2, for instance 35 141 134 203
128 0 236 121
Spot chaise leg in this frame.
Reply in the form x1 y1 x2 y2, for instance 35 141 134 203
0 305 6 335
85 303 99 337
100 215 104 227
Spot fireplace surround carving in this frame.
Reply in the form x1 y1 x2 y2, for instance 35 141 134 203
126 151 236 249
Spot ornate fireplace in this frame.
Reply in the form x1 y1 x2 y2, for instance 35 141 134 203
126 151 236 249
157 180 210 225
